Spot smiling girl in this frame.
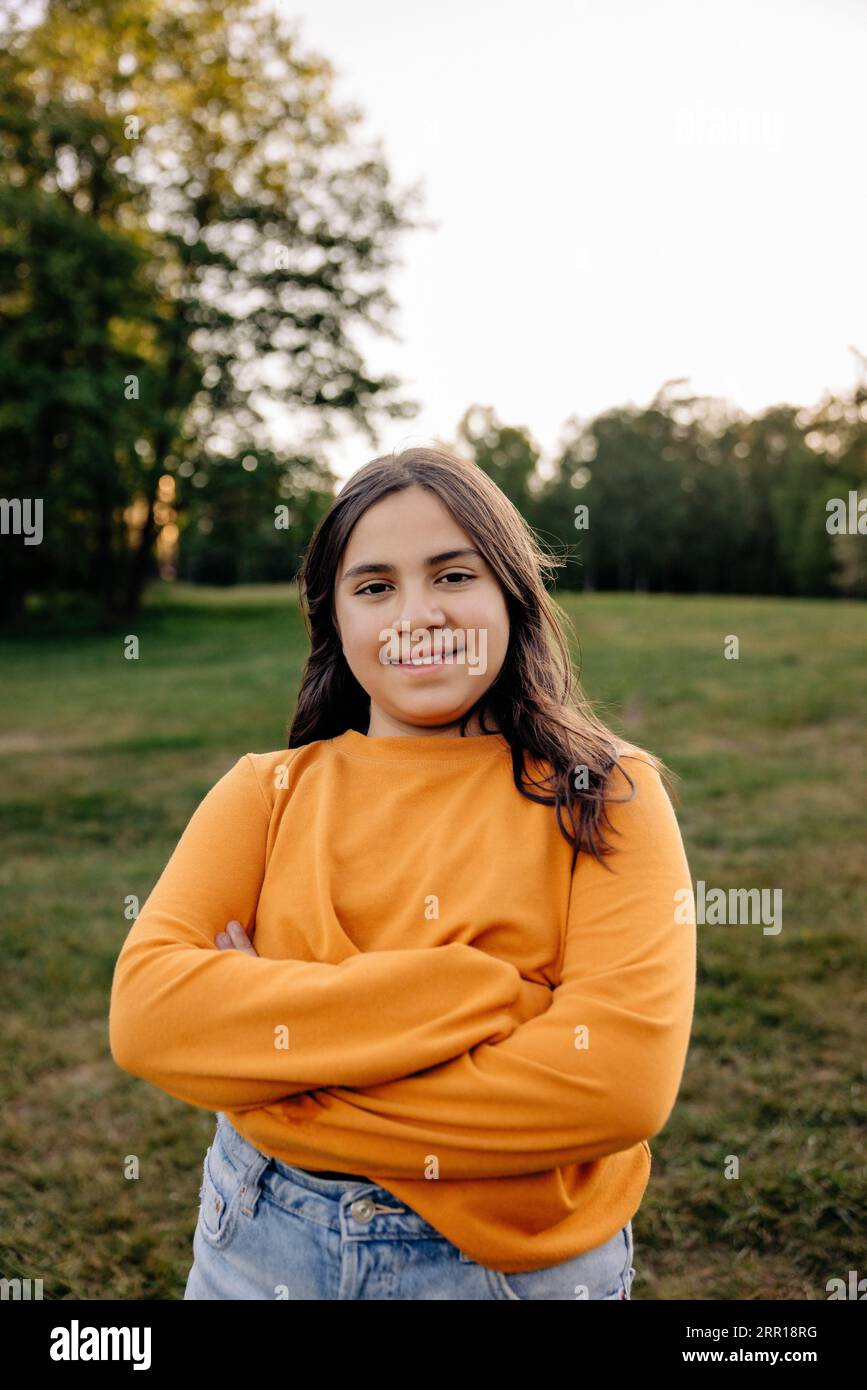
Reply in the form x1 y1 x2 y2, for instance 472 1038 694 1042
109 445 696 1300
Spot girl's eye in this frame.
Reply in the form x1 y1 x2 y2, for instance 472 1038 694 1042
356 572 474 596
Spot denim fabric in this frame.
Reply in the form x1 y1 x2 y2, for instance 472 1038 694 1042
183 1111 637 1301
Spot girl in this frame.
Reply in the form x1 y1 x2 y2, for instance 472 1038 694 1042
109 446 696 1300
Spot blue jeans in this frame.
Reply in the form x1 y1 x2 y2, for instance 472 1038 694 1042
183 1111 637 1301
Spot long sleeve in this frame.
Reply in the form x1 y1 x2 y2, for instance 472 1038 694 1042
229 753 696 1179
108 754 551 1112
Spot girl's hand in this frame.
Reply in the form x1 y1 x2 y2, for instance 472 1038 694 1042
215 920 259 957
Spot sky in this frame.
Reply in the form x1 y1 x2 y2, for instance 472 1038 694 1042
268 0 866 481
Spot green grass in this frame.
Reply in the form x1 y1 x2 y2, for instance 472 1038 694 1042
1 580 864 1299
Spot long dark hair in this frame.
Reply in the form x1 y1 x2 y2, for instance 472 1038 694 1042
287 446 678 872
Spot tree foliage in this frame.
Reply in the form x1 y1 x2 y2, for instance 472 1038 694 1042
0 0 421 622
505 377 867 598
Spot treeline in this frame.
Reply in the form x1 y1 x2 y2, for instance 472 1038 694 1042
172 383 867 601
460 386 867 598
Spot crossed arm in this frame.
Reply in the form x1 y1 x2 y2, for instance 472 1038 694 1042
110 751 695 1181
109 755 550 1112
225 754 697 1180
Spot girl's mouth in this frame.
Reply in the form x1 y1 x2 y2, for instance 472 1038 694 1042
387 653 458 669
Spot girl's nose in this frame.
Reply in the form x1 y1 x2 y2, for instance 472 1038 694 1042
391 594 449 632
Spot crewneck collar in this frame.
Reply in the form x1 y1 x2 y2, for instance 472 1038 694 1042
332 727 512 763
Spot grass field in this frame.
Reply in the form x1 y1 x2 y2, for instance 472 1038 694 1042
1 580 865 1300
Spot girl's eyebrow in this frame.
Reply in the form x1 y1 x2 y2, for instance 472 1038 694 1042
341 548 483 583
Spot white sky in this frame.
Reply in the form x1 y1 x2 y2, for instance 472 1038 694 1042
272 0 867 481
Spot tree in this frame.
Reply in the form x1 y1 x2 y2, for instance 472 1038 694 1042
0 0 422 623
546 398 690 593
456 404 542 517
0 87 183 623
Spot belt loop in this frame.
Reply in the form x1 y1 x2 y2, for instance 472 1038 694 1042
238 1148 271 1218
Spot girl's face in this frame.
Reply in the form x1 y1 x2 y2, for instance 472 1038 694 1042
333 485 510 737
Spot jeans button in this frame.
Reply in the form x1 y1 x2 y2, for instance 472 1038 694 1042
350 1198 376 1224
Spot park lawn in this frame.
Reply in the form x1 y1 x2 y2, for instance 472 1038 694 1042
0 580 864 1299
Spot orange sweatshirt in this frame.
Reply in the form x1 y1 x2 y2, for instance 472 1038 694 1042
109 729 696 1273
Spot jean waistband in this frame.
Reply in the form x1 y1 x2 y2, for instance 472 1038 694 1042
216 1113 380 1193
294 1166 372 1182
214 1112 455 1244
